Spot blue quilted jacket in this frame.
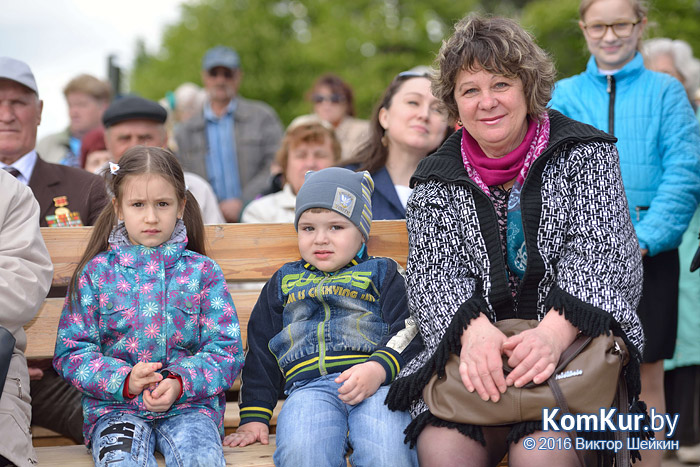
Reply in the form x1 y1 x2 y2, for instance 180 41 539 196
550 53 700 256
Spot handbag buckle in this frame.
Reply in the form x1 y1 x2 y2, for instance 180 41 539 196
612 341 622 355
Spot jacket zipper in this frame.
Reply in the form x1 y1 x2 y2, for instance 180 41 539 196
607 75 616 136
7 377 23 399
315 275 330 375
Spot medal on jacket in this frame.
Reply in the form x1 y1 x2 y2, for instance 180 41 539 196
45 195 83 227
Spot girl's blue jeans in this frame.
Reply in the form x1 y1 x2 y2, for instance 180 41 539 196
90 411 225 467
274 373 418 467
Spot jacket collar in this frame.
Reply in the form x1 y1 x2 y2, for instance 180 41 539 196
108 219 188 268
585 52 644 82
372 166 406 217
411 109 616 187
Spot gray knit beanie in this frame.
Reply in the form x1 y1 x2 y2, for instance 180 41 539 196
294 167 374 241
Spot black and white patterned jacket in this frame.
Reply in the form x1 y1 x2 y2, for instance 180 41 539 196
386 110 644 428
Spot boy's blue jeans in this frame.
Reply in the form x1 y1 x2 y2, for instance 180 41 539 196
90 411 225 467
274 373 418 467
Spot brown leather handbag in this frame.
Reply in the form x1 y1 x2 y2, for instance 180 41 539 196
423 319 629 426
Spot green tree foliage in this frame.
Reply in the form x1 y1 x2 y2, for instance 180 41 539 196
131 0 700 126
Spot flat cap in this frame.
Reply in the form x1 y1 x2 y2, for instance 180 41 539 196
102 95 167 128
202 46 240 71
0 57 38 95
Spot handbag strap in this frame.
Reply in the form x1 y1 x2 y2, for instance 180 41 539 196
548 378 587 467
613 375 630 466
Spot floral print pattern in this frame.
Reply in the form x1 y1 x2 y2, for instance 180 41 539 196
53 228 244 444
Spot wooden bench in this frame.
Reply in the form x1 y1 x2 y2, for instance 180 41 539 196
26 221 409 461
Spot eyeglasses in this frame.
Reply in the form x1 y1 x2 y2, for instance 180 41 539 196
208 68 234 79
582 20 641 39
312 94 345 104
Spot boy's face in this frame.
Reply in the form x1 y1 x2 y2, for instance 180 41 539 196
297 209 364 273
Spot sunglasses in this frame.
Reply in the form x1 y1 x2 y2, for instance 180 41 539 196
312 94 345 104
208 68 235 79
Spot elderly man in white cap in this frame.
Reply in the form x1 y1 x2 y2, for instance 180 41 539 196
175 46 284 222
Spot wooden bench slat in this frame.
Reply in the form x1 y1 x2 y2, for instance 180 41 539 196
42 221 408 287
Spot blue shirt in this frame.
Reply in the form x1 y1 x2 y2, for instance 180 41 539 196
204 99 241 201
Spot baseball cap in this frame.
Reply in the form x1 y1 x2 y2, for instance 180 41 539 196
0 57 38 95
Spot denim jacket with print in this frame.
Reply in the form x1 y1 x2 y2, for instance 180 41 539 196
238 248 422 426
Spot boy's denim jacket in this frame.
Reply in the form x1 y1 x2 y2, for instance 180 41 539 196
239 248 422 426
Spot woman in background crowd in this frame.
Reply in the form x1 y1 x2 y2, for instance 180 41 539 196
345 69 451 220
241 115 340 223
308 73 369 161
79 127 110 174
550 2 700 465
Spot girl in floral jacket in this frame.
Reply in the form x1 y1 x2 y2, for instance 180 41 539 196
53 146 244 467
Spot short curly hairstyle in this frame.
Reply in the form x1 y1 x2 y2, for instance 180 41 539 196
432 14 556 122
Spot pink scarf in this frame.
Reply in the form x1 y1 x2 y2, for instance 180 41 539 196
461 114 550 195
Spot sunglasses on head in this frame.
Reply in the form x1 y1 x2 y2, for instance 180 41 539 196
208 68 234 78
397 70 430 79
312 94 345 104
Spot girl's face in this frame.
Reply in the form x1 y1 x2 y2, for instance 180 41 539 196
580 0 646 71
114 173 185 248
378 77 448 156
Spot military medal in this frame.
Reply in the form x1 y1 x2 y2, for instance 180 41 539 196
45 196 83 227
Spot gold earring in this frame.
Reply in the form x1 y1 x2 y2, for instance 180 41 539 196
381 130 389 147
457 119 463 127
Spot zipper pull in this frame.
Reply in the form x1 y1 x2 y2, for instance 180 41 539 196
607 75 612 93
635 206 640 221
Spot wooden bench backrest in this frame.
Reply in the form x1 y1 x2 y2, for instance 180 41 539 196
26 220 409 360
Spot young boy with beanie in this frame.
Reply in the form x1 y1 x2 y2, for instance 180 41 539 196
224 167 421 466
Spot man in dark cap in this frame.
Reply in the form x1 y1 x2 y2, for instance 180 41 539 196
103 95 224 223
175 45 284 222
0 57 109 446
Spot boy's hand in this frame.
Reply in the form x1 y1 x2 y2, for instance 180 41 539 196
128 362 163 396
335 361 385 405
223 422 269 447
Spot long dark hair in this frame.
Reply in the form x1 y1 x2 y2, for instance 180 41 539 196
68 146 205 300
346 73 453 174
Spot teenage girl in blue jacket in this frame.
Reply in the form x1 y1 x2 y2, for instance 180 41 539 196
550 1 700 465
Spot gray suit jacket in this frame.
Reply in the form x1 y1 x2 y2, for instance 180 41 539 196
174 96 283 203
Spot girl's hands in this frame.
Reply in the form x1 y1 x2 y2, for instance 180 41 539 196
458 313 508 402
128 362 163 396
143 377 181 412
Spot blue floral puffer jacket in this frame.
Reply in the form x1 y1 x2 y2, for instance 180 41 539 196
53 223 244 444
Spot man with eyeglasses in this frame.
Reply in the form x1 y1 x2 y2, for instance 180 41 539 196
175 46 284 222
